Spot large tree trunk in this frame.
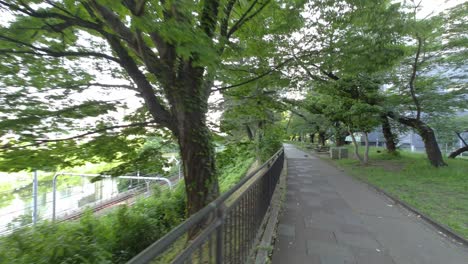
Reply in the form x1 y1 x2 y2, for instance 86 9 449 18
335 133 346 147
448 146 468 158
175 78 219 238
179 123 219 217
363 132 369 164
176 94 219 215
309 133 315 143
174 65 220 224
105 31 220 218
318 132 326 146
392 115 447 167
381 115 397 154
348 128 365 164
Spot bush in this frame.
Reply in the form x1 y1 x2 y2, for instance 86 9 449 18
216 142 256 193
0 184 186 264
0 141 261 263
0 217 112 264
258 124 285 162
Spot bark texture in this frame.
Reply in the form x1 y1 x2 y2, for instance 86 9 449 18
363 132 369 164
348 128 365 165
381 115 397 154
318 132 326 146
309 133 315 143
178 113 219 217
448 146 468 159
448 133 468 158
335 135 346 147
391 114 447 167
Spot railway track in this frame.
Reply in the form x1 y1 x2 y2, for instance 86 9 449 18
57 175 180 222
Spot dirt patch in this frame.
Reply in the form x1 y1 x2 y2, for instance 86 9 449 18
370 160 405 172
314 151 330 157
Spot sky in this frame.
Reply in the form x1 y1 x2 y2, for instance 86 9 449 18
411 0 465 18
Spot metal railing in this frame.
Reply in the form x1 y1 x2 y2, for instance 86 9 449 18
127 148 285 264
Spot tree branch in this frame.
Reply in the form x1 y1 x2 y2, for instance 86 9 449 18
122 0 147 16
1 122 157 151
455 132 468 147
1 1 103 31
311 63 340 80
89 1 137 44
227 0 271 38
0 35 120 63
104 34 175 132
0 48 120 63
409 36 423 120
200 0 220 38
220 0 237 37
88 1 170 89
290 48 339 80
89 82 135 89
292 54 328 82
212 57 294 92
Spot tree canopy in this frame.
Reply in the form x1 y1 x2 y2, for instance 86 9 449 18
0 0 305 216
0 0 467 219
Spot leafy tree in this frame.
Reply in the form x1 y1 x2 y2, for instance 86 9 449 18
289 0 406 162
220 79 286 161
432 115 468 158
292 0 405 80
379 114 399 154
283 103 334 145
386 1 468 167
0 1 304 217
314 77 382 164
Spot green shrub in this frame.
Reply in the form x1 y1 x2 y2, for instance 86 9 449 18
0 184 186 264
0 218 112 264
0 141 261 263
258 125 285 162
216 142 256 192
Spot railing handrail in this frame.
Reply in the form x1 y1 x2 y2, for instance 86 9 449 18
127 147 284 263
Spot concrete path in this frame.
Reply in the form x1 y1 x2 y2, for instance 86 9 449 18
272 144 468 264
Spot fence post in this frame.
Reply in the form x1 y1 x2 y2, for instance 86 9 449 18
216 207 224 264
32 170 38 225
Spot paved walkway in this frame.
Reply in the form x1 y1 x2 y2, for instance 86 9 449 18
272 144 468 264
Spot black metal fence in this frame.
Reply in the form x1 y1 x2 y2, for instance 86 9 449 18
127 148 285 264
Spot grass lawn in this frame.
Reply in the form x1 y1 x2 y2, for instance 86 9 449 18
330 145 468 239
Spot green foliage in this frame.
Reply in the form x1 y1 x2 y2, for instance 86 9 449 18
0 215 113 264
385 2 468 120
216 122 282 194
101 137 177 176
258 124 285 162
0 138 260 263
0 0 306 216
297 0 406 79
431 115 468 146
285 0 409 151
287 111 331 137
0 0 305 172
216 142 256 192
0 184 186 264
313 76 383 132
